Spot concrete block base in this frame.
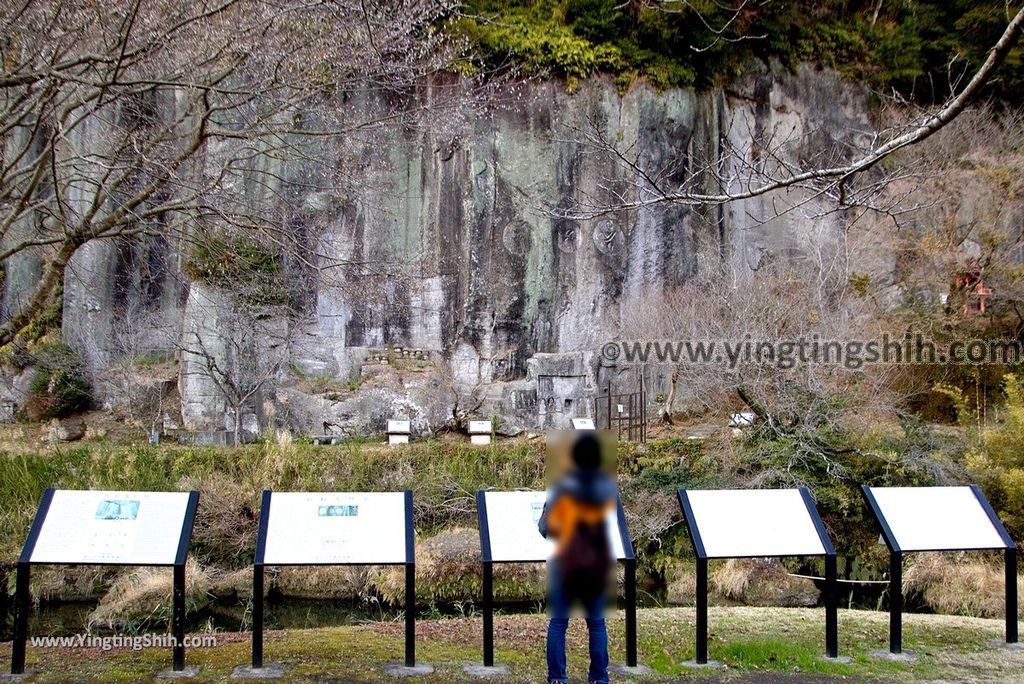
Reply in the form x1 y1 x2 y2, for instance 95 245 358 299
382 663 435 676
609 662 655 676
156 666 200 679
231 662 286 679
868 649 917 663
462 663 510 677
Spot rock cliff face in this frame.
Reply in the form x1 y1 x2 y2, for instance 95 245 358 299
41 64 875 435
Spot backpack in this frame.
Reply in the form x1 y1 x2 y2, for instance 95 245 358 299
556 497 612 605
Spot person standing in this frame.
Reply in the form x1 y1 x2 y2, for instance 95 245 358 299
538 432 617 684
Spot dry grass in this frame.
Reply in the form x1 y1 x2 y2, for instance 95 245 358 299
664 561 696 604
179 472 260 566
372 527 545 605
209 567 256 601
710 558 818 607
33 565 116 602
87 558 212 630
269 565 369 600
904 552 1024 618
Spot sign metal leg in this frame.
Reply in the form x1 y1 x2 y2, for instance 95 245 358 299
1007 548 1018 644
825 554 838 658
889 552 902 654
173 562 186 670
405 563 416 666
625 558 637 667
696 557 708 664
252 564 264 669
11 562 30 675
483 561 494 666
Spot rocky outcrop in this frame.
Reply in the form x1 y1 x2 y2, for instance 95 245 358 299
39 64 878 434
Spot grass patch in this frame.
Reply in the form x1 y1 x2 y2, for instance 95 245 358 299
0 607 1019 682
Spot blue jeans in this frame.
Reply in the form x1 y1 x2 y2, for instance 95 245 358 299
546 562 609 684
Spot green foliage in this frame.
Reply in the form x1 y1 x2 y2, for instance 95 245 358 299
453 1 1024 99
622 438 718 492
933 382 977 428
968 373 1024 540
452 10 622 80
24 342 92 420
848 272 873 297
184 234 287 305
738 418 960 562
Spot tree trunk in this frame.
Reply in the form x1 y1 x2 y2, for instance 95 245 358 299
233 405 242 448
661 368 679 424
737 384 770 424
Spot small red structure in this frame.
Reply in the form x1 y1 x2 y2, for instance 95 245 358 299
953 267 993 315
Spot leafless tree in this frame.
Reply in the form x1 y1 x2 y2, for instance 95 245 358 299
179 295 298 445
0 0 459 345
433 361 488 432
619 256 908 462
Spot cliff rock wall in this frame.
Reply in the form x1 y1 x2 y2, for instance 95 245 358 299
42 64 876 434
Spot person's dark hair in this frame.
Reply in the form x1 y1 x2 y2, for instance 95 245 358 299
572 432 602 470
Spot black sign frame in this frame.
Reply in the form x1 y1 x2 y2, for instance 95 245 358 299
11 488 200 675
677 487 839 664
861 484 1018 654
251 489 418 670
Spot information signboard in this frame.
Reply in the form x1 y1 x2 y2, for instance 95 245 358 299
682 489 828 559
251 490 420 672
387 419 411 433
480 490 627 562
13 489 199 676
260 492 408 565
678 487 837 664
862 485 1017 654
864 486 1010 552
30 490 193 565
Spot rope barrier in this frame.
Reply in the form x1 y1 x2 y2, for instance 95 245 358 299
787 573 890 585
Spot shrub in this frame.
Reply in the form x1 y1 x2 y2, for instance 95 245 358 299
966 373 1024 540
24 342 92 420
184 234 287 306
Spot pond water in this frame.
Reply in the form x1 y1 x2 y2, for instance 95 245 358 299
0 579 901 641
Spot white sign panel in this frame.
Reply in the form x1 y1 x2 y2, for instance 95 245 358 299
571 418 595 430
729 412 756 427
468 421 492 434
387 420 411 434
866 486 1008 551
31 490 191 565
482 491 627 562
262 492 407 564
684 489 826 558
